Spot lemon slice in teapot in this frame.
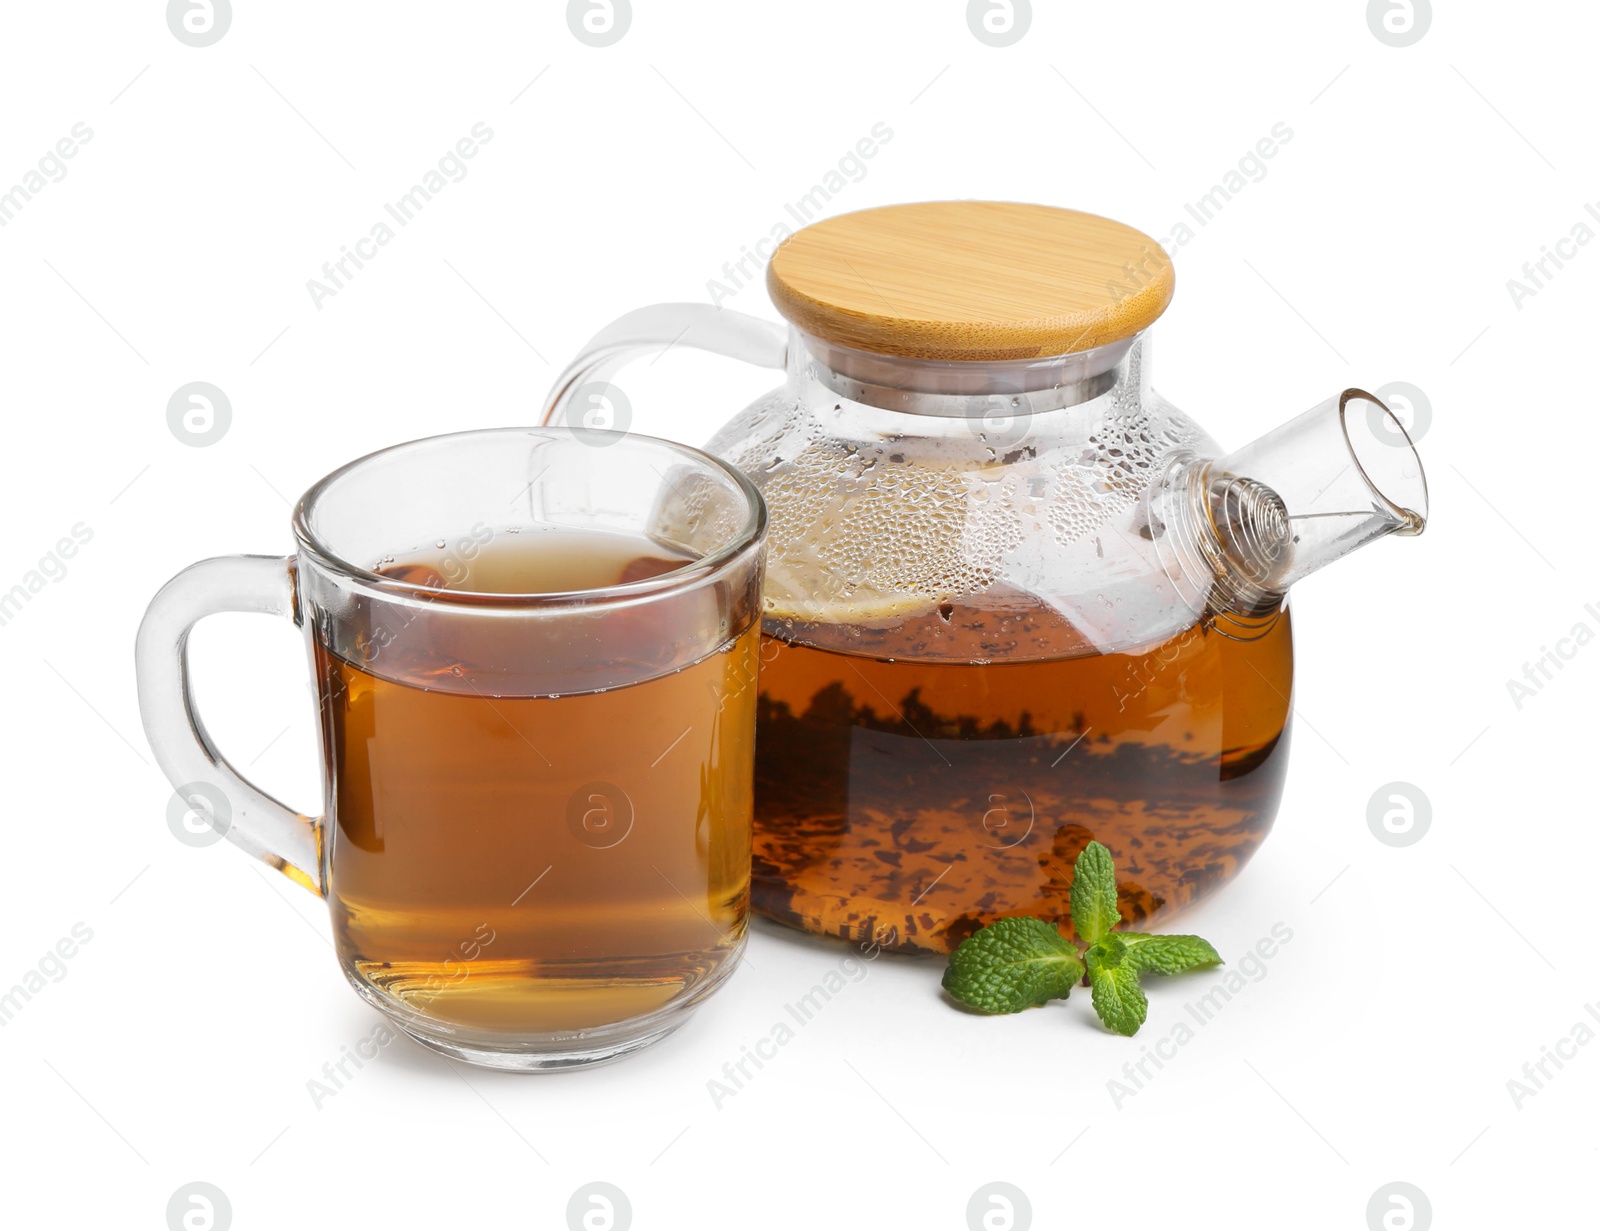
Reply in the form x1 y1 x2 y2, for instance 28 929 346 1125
760 559 942 629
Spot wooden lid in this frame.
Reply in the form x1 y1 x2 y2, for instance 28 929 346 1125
767 201 1174 362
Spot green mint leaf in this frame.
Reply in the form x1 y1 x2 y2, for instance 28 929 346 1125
941 917 1085 1014
1070 840 1120 944
1085 935 1148 1036
1118 933 1223 976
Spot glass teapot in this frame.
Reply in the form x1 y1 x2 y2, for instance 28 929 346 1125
541 201 1427 955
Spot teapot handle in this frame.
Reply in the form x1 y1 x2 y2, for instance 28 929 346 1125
539 304 788 429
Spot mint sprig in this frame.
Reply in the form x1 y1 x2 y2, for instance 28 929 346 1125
941 841 1222 1036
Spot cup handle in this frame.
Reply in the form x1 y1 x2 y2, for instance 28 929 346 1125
539 303 788 428
135 554 323 895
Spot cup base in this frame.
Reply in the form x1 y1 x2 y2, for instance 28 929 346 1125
392 1015 688 1072
343 932 745 1072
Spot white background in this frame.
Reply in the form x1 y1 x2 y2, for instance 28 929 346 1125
2 2 1594 1228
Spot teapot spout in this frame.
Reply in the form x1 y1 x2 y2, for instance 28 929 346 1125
1149 389 1428 621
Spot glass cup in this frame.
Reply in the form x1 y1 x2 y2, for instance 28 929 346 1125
136 427 766 1069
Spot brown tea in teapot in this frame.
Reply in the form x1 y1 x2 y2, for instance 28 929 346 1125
751 600 1293 955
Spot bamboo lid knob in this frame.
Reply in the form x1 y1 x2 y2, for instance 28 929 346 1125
766 201 1174 362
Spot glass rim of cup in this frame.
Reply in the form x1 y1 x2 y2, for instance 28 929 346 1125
289 425 767 607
